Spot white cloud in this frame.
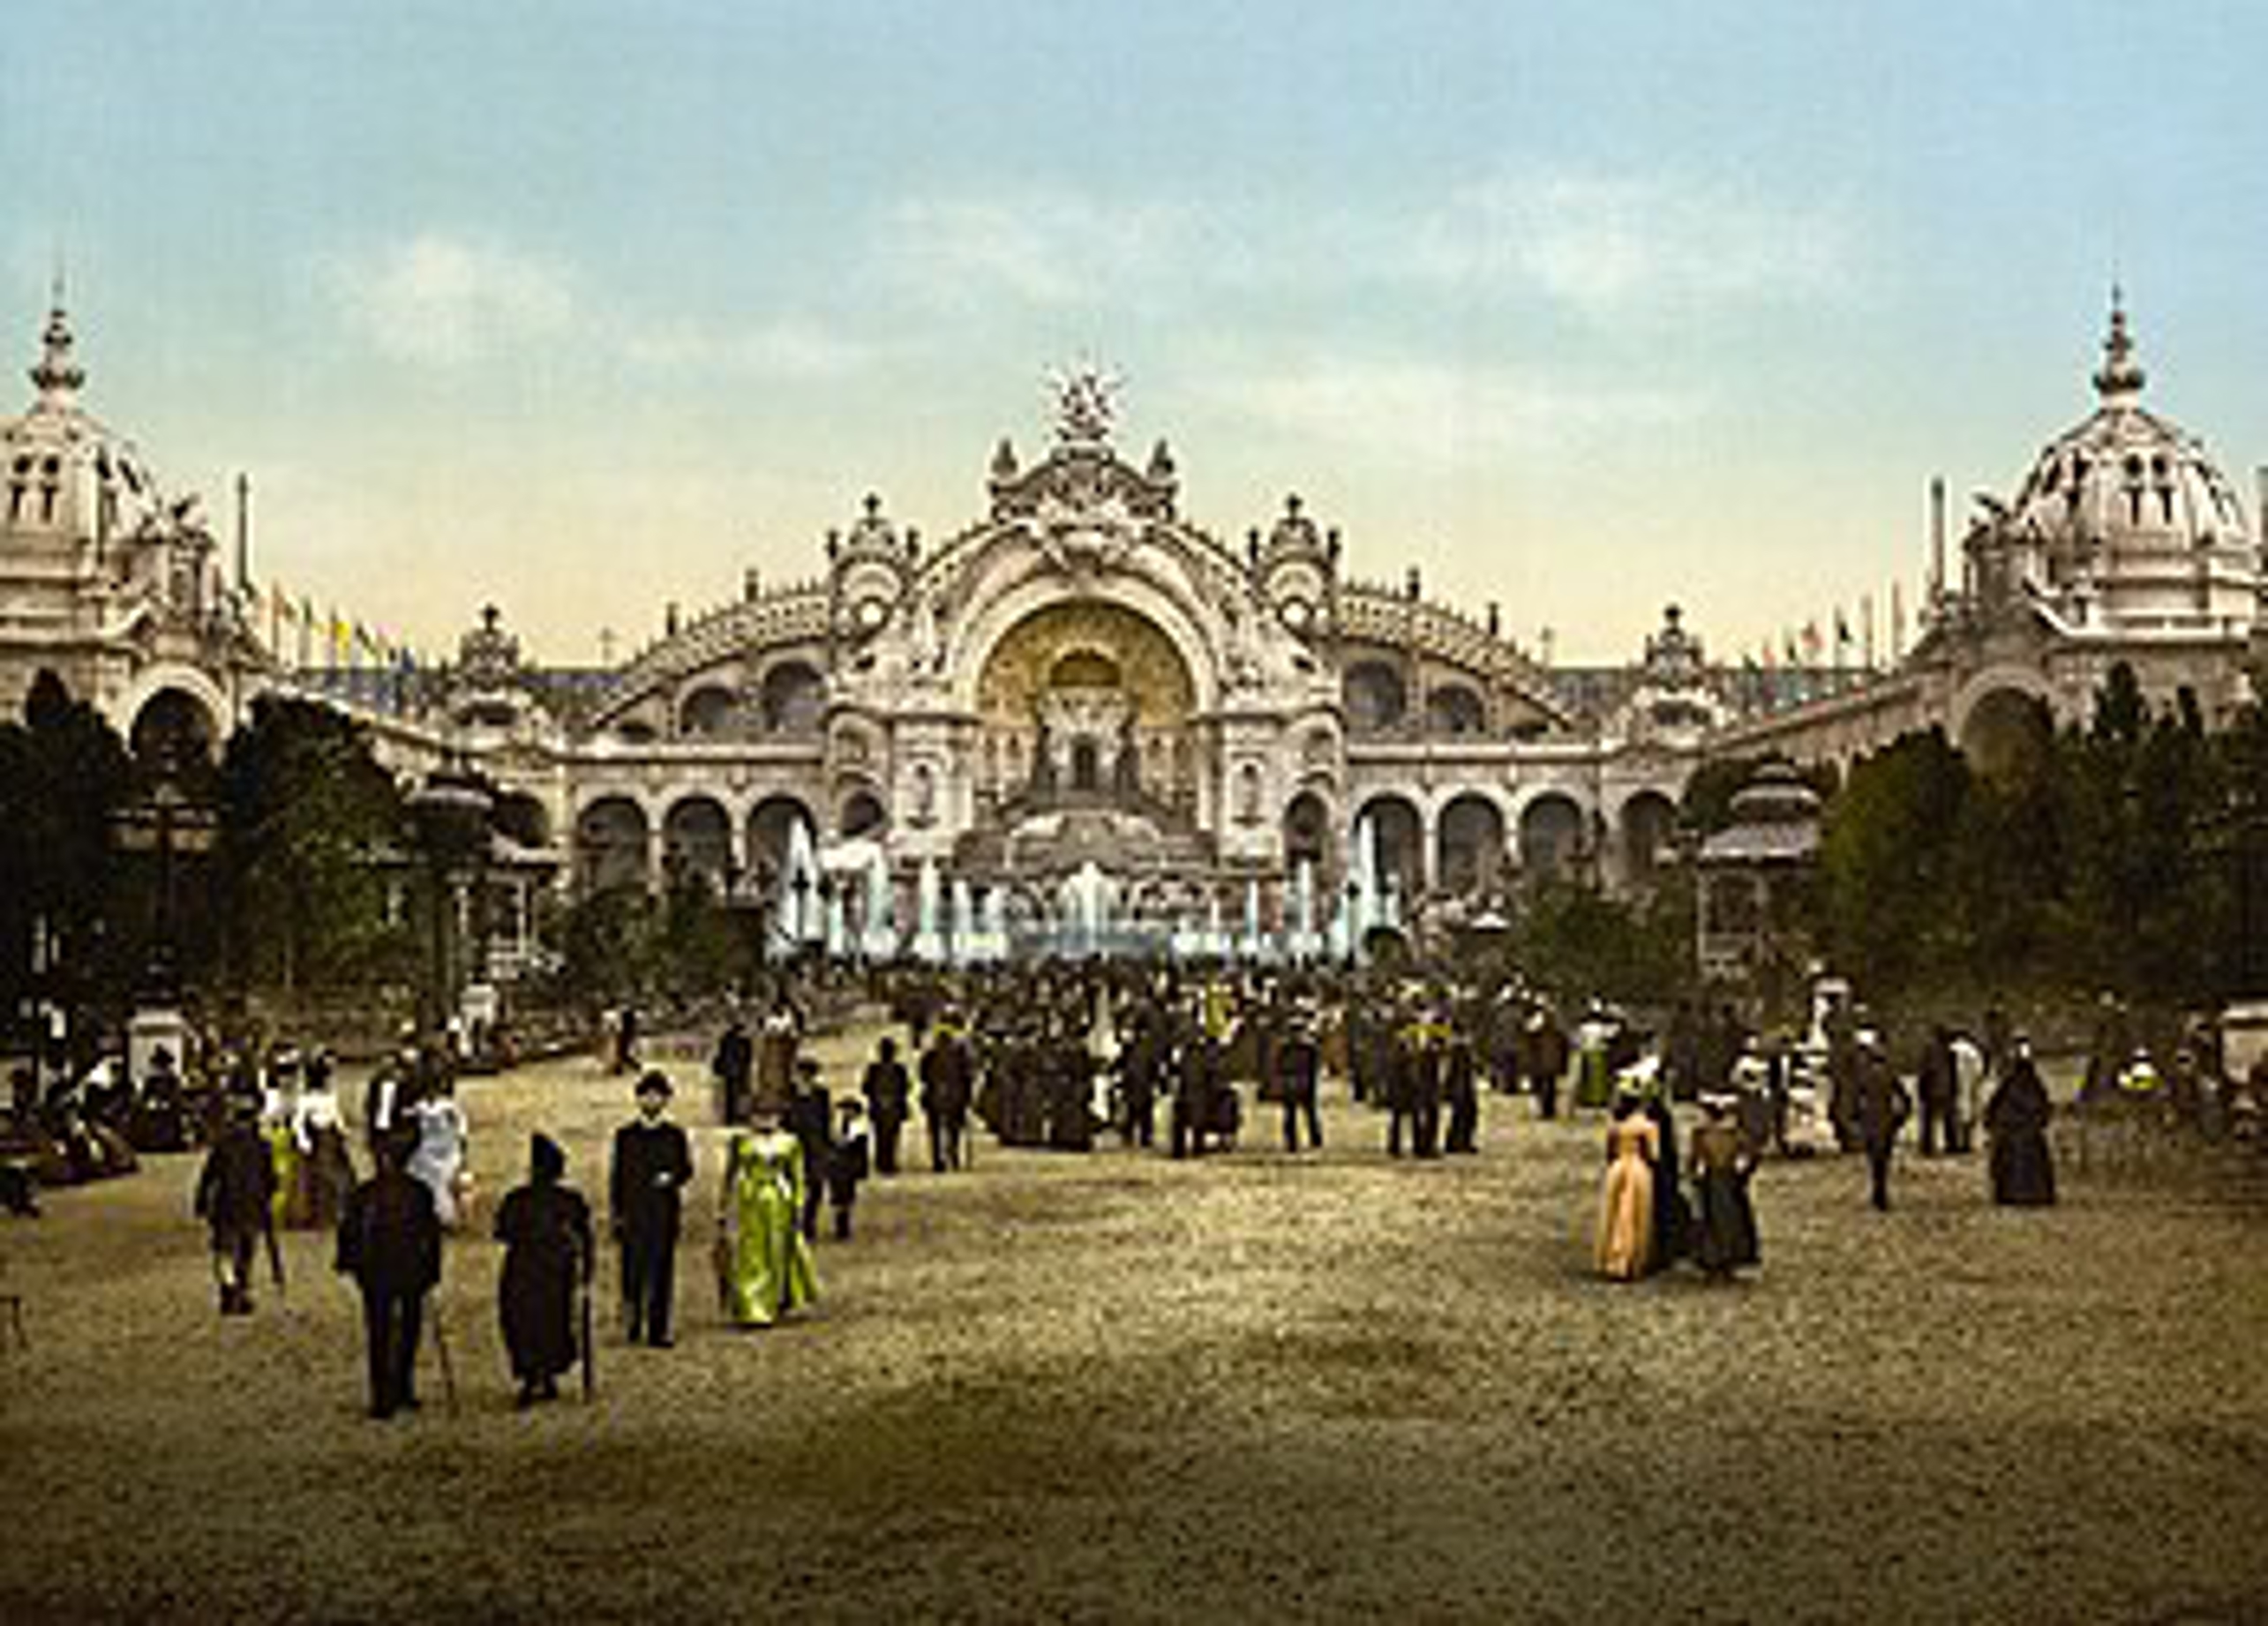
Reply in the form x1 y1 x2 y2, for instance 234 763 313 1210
1406 169 1858 319
1202 355 1700 465
617 315 874 379
879 193 1200 309
326 234 575 363
327 234 875 379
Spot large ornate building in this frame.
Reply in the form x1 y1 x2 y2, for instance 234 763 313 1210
1716 295 2266 772
1 291 2257 963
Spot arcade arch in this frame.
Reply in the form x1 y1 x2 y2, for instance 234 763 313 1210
747 793 818 875
1959 685 2054 779
1344 660 1408 733
1425 684 1486 738
1619 790 1679 883
1282 790 1332 872
1437 792 1506 895
662 795 733 889
757 661 826 735
1356 792 1423 896
1518 792 1586 881
576 796 650 895
679 683 737 738
129 686 218 766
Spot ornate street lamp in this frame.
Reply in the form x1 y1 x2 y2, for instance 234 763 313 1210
111 755 216 1083
406 760 494 1048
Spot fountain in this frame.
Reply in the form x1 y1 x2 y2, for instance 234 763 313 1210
1063 860 1111 955
861 853 896 960
977 884 1008 962
950 876 976 967
1290 857 1317 961
824 885 847 960
912 857 944 963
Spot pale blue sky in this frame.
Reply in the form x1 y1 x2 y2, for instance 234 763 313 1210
5 2 2263 663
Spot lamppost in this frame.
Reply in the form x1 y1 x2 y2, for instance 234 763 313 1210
407 760 493 1051
789 869 813 963
111 753 216 1082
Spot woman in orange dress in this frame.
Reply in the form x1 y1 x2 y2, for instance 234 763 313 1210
1595 1093 1658 1281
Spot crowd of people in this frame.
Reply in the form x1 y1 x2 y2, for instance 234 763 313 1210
5 952 2264 1420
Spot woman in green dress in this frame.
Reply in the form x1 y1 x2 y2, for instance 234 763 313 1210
717 1110 817 1327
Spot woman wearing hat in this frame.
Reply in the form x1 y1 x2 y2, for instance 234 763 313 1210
1595 1085 1658 1281
494 1134 593 1406
717 1106 817 1327
1688 1095 1760 1280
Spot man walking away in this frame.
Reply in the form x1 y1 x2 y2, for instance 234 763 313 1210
335 1128 442 1419
1278 1013 1323 1153
1854 1029 1911 1212
860 1036 911 1175
195 1094 277 1316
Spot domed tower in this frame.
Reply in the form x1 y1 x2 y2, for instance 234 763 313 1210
824 490 916 652
1251 491 1340 643
1971 292 2257 632
0 291 237 728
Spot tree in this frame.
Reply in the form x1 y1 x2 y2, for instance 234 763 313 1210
1815 728 1970 997
0 671 137 1046
214 696 409 997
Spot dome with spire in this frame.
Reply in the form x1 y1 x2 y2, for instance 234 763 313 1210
0 291 173 546
1995 292 2256 631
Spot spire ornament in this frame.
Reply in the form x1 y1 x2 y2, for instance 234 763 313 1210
2092 285 2145 405
29 281 85 401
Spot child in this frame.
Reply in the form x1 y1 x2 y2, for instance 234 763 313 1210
827 1097 871 1240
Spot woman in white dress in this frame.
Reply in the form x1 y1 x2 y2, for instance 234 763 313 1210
408 1076 471 1230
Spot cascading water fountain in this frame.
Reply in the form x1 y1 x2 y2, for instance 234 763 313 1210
950 876 976 967
861 854 896 961
912 858 944 963
1290 857 1317 961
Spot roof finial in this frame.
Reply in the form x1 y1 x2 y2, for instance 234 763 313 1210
29 275 85 401
2092 283 2145 404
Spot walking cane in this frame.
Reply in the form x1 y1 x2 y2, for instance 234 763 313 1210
263 1220 288 1303
580 1272 596 1402
430 1299 459 1417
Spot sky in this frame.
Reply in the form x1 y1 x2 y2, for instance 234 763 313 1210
4 1 2264 666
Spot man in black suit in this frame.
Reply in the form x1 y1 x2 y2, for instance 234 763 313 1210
608 1071 693 1347
919 1020 973 1173
860 1035 912 1175
785 1059 833 1241
711 1015 755 1126
334 1128 442 1419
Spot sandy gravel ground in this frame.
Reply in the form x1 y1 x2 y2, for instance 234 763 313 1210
2 1017 2265 1624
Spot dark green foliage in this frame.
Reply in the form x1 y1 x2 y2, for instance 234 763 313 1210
1512 873 1695 1010
1815 662 2263 1014
214 695 411 993
0 671 137 1033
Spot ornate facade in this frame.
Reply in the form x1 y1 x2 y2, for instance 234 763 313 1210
8 291 2255 961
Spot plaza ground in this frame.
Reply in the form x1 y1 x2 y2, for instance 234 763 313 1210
2 1015 2264 1624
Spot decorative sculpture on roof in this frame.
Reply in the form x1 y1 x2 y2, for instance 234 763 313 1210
1048 362 1121 446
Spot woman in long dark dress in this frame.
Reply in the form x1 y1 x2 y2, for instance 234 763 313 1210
1688 1096 1761 1278
1984 1041 2058 1206
494 1134 593 1406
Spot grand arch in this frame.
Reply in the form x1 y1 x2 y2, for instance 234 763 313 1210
1949 666 2056 778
